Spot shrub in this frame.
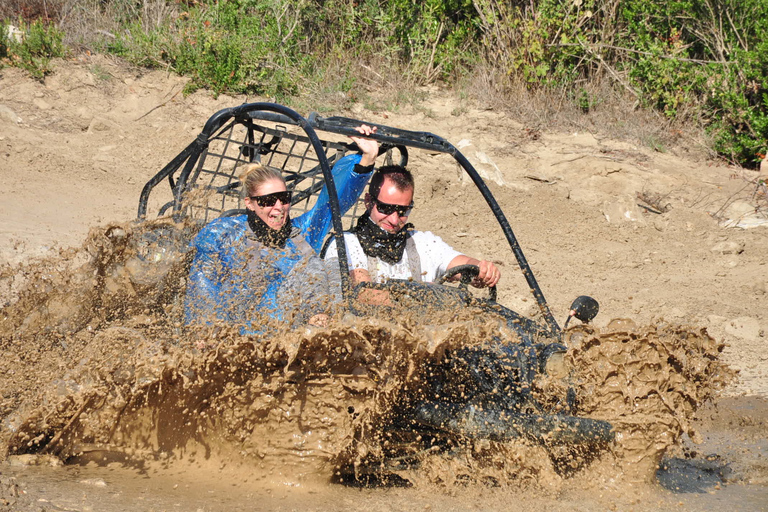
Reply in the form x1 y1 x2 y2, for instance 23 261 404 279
3 0 768 167
106 0 311 98
0 18 65 79
471 0 768 167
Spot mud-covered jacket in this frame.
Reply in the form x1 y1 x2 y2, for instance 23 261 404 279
184 154 368 328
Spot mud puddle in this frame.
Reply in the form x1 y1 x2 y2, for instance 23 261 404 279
1 221 764 510
1 394 766 512
3 399 765 511
656 396 768 497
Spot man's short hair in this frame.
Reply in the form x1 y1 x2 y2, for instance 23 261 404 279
369 165 414 199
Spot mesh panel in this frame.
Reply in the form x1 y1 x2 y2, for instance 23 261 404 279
182 119 367 230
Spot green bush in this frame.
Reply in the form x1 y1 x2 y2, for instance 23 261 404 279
0 22 9 60
0 18 64 79
103 0 482 96
471 0 768 166
108 0 310 98
4 0 768 166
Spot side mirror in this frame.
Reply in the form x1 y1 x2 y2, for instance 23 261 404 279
564 296 599 328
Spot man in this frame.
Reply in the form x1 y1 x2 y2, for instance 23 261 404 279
324 165 500 303
324 165 552 433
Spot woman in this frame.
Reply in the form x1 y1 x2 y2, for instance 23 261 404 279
184 125 378 329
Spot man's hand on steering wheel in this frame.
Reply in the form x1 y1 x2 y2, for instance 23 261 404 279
438 262 499 302
474 259 500 289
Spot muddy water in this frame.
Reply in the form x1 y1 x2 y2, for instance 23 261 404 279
1 222 766 511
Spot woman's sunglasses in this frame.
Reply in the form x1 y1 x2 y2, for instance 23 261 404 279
250 190 292 207
374 197 413 217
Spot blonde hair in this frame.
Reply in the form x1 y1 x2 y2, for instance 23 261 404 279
238 163 285 198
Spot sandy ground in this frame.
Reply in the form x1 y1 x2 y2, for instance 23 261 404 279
1 55 767 509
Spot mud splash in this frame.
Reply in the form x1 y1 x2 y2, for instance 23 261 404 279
0 222 734 491
564 321 734 481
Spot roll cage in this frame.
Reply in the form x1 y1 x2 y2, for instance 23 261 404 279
138 102 562 341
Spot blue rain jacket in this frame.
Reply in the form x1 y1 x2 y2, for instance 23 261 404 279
184 154 367 327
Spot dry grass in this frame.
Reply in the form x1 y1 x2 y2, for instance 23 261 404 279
292 55 714 162
56 0 179 49
2 1 179 49
462 64 716 162
295 55 432 115
0 0 65 21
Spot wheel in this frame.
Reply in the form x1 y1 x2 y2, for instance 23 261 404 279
437 264 497 302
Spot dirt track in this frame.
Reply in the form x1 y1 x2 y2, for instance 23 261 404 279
1 55 767 509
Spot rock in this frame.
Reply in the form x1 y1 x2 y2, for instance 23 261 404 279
706 315 727 325
601 197 645 224
455 139 506 186
721 199 754 218
653 217 669 232
33 98 52 110
5 24 23 43
79 478 108 487
724 316 763 342
719 199 768 229
87 116 119 133
710 240 744 255
667 307 686 319
705 315 728 340
0 105 22 124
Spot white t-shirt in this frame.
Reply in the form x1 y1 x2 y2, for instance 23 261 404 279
325 231 462 283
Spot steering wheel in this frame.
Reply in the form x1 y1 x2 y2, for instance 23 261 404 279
437 264 497 302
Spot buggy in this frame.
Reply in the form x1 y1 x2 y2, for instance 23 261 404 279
137 102 612 474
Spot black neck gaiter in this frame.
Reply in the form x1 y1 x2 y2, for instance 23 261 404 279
354 212 412 265
247 209 293 248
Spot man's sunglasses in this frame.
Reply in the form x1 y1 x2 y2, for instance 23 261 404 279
250 190 292 207
374 197 413 217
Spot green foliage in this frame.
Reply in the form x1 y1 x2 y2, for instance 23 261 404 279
89 63 111 81
471 0 768 166
108 0 318 98
378 0 479 80
704 24 768 165
576 88 592 113
0 22 8 60
100 0 483 96
5 0 768 167
613 0 768 165
0 18 64 79
708 62 768 165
